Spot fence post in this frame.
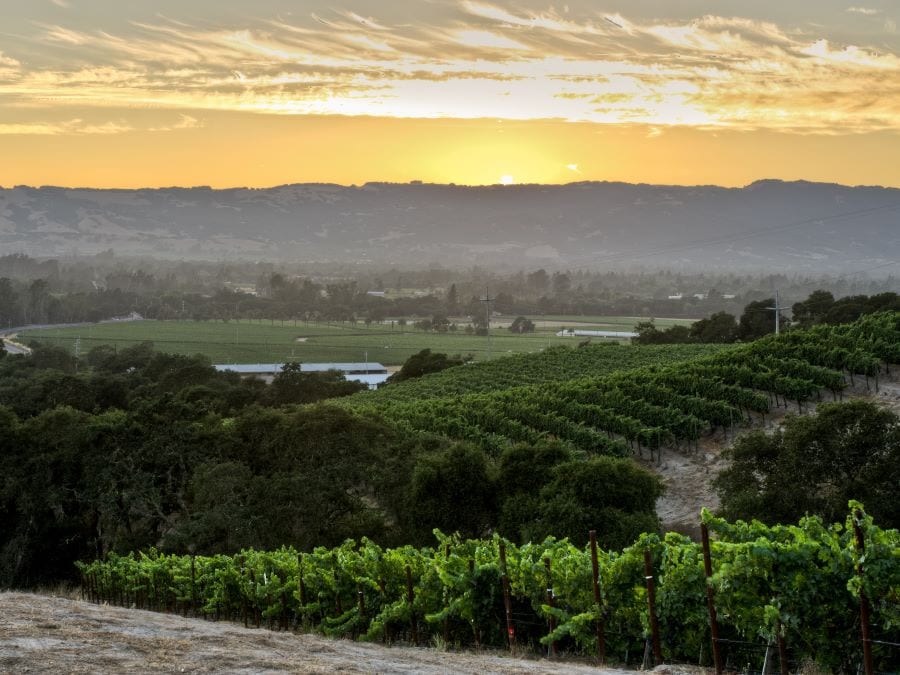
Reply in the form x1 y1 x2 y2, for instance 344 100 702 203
853 510 875 675
589 530 606 664
405 565 418 646
357 585 365 620
498 541 516 650
190 555 197 617
544 558 558 657
701 523 724 675
240 556 248 628
469 558 481 648
643 548 663 665
443 544 451 644
776 619 790 675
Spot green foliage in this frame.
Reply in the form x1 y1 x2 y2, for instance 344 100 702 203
406 443 497 543
77 505 900 671
508 316 536 334
264 362 366 405
715 400 900 528
532 457 663 550
388 348 469 383
689 311 739 343
792 289 836 328
738 298 781 340
346 343 721 404
497 441 573 542
344 312 900 459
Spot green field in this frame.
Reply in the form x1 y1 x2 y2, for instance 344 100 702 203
20 316 691 366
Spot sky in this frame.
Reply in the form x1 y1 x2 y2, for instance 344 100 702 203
1 0 899 188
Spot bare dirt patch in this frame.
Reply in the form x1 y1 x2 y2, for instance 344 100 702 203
642 367 900 537
0 592 631 674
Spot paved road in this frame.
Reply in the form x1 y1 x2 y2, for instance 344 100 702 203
1 338 29 355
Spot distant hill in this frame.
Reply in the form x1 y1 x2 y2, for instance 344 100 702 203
1 180 898 271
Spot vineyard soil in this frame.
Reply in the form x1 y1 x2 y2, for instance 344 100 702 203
648 366 900 537
0 592 642 674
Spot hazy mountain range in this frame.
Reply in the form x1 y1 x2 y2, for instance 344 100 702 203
1 180 898 272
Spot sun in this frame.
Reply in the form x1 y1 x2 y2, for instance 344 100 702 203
499 175 515 185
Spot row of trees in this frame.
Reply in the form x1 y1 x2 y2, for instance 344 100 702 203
4 250 897 330
634 291 900 344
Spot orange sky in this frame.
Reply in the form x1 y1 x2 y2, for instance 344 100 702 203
1 1 899 188
5 113 900 189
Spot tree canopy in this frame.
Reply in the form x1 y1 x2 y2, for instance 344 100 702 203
714 400 900 529
388 348 468 383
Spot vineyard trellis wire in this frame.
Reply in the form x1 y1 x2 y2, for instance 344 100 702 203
78 503 899 673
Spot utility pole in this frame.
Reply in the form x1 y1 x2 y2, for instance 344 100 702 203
480 286 494 360
768 290 788 335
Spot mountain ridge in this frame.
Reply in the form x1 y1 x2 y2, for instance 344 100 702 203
2 180 898 272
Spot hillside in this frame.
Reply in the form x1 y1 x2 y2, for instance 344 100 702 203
344 343 723 405
0 592 622 674
2 180 899 271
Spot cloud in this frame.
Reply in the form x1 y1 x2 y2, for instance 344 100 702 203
149 114 204 132
0 4 898 135
0 119 132 135
453 30 531 51
0 114 205 136
846 7 880 15
0 52 21 75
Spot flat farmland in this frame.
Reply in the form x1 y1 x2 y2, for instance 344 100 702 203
20 315 694 365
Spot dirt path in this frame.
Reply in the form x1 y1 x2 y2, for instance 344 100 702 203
0 592 635 675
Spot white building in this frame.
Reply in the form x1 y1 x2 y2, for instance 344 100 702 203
555 329 638 339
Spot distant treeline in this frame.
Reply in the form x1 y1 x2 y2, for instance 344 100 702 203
1 253 898 328
632 290 900 344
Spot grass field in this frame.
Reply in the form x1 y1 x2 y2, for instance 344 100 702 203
20 315 694 366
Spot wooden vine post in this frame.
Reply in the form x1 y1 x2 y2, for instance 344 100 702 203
405 565 418 646
853 509 875 675
700 522 724 675
642 548 663 665
498 541 516 650
544 558 558 657
443 544 451 644
588 530 607 664
469 558 481 648
190 555 197 617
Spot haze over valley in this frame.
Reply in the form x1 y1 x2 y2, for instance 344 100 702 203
3 179 898 273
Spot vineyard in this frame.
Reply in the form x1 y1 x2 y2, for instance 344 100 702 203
344 312 900 460
346 343 722 403
78 505 899 672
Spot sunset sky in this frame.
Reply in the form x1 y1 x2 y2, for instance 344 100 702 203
1 0 899 188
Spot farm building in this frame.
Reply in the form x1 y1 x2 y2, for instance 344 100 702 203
555 329 638 339
214 362 390 388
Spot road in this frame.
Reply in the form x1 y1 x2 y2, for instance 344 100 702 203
1 317 144 356
1 338 29 355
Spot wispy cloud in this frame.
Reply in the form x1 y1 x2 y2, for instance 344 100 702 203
0 114 204 136
0 3 898 134
0 119 131 135
846 6 880 15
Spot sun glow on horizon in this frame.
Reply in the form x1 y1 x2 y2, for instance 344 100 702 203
0 2 899 188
